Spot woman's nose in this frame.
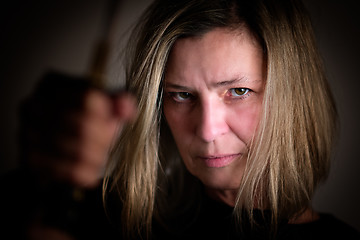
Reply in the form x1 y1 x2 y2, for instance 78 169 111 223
195 98 229 143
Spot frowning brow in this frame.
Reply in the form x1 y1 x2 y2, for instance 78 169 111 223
164 83 193 91
215 77 263 88
215 77 249 87
164 77 261 91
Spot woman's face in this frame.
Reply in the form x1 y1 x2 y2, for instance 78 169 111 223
163 28 265 203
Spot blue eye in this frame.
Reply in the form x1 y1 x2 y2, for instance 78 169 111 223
229 88 250 97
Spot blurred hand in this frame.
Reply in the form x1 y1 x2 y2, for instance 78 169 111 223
19 72 136 188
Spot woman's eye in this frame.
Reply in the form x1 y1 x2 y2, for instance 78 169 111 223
169 92 193 102
229 88 250 97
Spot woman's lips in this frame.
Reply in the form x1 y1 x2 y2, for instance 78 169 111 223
198 153 242 168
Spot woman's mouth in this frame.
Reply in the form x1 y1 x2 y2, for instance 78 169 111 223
198 153 242 168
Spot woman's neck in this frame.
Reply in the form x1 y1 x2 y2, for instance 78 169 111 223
288 208 320 224
205 187 238 207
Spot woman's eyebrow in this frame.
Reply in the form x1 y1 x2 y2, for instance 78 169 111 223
164 82 192 91
164 77 262 91
215 77 262 88
214 77 249 87
216 78 246 87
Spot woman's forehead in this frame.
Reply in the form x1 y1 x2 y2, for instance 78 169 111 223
165 28 265 87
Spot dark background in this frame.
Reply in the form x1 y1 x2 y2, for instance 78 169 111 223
1 0 359 231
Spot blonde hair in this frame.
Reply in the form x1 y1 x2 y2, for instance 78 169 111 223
104 0 337 238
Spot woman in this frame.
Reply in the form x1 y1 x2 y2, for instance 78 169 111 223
104 0 358 239
3 0 358 239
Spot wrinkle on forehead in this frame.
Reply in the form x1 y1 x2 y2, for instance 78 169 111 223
165 27 265 90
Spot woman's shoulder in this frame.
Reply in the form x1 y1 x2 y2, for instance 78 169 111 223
279 213 360 240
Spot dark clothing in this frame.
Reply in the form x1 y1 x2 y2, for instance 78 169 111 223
1 168 359 240
152 192 360 240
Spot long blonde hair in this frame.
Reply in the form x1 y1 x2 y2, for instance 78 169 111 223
104 0 337 238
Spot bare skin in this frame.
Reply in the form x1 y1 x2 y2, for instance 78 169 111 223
289 208 320 224
164 27 264 206
18 74 137 239
163 27 319 224
22 74 136 188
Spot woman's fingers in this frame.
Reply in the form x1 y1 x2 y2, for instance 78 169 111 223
21 72 137 188
52 90 137 187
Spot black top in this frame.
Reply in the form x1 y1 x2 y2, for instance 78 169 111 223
1 168 359 240
152 192 360 240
